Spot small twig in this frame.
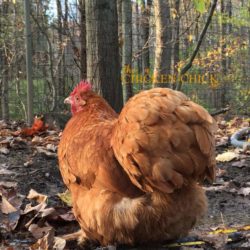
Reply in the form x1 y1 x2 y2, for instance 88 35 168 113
210 107 230 116
61 230 82 241
220 212 226 229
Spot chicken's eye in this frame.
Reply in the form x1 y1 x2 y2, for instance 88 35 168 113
75 96 79 101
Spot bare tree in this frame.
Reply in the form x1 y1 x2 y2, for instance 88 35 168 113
221 0 227 75
132 2 142 76
117 0 123 59
56 0 66 110
220 0 230 106
172 0 180 89
85 0 123 112
122 0 133 102
153 0 172 87
0 2 10 121
141 0 152 89
0 71 9 121
78 0 87 79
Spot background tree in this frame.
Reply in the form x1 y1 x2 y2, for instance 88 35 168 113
0 1 11 121
172 0 180 89
78 0 87 79
55 0 64 110
220 0 228 106
132 2 142 77
85 0 123 112
140 0 152 88
153 0 172 87
0 0 249 119
122 0 133 102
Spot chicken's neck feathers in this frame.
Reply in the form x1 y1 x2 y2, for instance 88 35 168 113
73 95 118 125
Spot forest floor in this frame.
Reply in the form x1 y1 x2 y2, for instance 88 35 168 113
0 116 249 250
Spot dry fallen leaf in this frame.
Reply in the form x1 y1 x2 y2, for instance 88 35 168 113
23 202 48 228
23 198 47 214
57 190 72 207
0 147 10 155
29 227 66 250
27 189 48 203
29 228 55 250
1 196 17 214
238 187 250 196
53 237 66 250
36 146 57 158
0 181 18 188
0 136 13 145
0 120 8 129
46 143 57 152
216 137 229 147
216 151 239 162
0 129 13 136
28 223 53 239
204 185 227 192
231 159 247 168
0 196 21 230
24 159 33 167
0 169 14 175
243 143 250 153
59 211 76 222
23 190 49 227
31 136 43 144
216 168 227 177
40 207 56 218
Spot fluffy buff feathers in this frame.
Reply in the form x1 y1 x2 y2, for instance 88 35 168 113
58 82 216 247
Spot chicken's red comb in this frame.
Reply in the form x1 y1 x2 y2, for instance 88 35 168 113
71 80 92 95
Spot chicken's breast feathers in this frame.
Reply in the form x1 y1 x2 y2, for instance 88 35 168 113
58 111 142 199
111 88 216 193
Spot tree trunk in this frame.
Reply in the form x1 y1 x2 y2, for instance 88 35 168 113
172 0 180 89
141 0 152 89
0 2 10 121
122 0 133 102
227 0 232 70
133 2 142 76
183 1 190 59
1 73 9 122
221 0 227 74
85 0 123 112
62 0 68 96
240 0 247 79
78 0 87 79
56 0 65 110
117 0 123 71
221 0 227 107
153 0 172 88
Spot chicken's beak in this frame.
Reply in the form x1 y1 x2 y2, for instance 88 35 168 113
64 96 72 105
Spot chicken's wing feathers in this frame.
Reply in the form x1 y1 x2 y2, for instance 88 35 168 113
112 88 216 193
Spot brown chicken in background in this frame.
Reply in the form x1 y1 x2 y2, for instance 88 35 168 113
20 116 48 136
58 81 216 247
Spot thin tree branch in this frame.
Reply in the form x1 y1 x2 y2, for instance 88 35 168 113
177 0 218 90
210 107 230 116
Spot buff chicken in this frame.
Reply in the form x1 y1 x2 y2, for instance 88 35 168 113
58 81 216 247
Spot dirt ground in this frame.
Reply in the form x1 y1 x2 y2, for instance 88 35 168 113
0 117 250 250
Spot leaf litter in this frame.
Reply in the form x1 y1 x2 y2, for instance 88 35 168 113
0 116 249 249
